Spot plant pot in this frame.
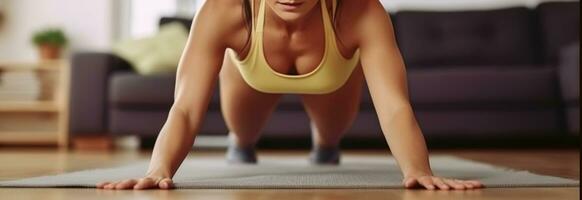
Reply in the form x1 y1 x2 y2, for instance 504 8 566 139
38 44 62 60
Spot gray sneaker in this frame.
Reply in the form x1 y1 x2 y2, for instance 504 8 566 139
309 146 340 165
226 144 258 164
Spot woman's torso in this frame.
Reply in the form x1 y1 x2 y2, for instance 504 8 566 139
223 0 363 94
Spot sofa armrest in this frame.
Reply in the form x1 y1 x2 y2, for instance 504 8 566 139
557 42 580 103
69 52 132 136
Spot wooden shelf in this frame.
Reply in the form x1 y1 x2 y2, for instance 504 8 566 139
0 101 59 112
0 60 70 148
0 60 66 71
0 131 58 145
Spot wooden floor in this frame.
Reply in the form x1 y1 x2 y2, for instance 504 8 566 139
0 148 579 200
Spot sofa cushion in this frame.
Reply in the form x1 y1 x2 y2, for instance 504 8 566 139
537 1 580 64
109 72 176 109
405 66 559 106
109 109 228 136
394 7 537 67
109 71 223 110
412 108 561 137
557 42 580 103
112 22 188 75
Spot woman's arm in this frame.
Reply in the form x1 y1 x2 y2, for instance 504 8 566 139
97 0 240 190
355 0 482 190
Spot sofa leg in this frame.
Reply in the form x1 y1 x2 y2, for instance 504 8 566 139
72 135 114 150
139 137 157 149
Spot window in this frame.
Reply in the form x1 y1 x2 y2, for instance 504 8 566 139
128 0 177 38
118 0 203 39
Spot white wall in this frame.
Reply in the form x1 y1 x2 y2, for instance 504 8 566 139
0 0 115 61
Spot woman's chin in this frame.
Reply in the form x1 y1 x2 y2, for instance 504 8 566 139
278 13 303 21
268 1 318 23
276 1 305 12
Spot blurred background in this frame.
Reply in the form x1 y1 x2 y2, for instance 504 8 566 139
0 0 579 150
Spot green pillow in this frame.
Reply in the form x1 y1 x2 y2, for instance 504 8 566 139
112 22 188 75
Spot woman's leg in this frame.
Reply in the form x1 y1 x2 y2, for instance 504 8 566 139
300 64 365 164
219 58 283 163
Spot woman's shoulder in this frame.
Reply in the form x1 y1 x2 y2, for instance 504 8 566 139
194 0 248 46
336 0 391 45
197 0 246 29
333 0 383 48
337 0 382 23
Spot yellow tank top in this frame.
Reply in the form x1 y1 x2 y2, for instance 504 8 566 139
226 0 361 94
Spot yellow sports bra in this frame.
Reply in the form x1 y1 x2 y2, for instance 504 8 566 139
226 0 361 94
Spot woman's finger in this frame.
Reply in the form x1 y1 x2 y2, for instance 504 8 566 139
431 177 450 190
452 179 475 189
159 178 174 189
466 180 484 188
458 180 475 189
104 181 119 190
402 177 419 188
102 183 112 189
443 178 465 190
115 179 138 190
134 178 156 190
96 181 111 189
417 176 436 190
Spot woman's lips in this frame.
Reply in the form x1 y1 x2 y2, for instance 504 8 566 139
277 1 304 11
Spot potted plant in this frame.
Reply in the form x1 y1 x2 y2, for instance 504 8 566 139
31 28 68 60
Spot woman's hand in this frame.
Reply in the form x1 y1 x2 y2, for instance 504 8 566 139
96 176 174 190
403 174 483 190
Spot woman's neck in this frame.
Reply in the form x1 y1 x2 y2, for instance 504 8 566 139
264 1 321 32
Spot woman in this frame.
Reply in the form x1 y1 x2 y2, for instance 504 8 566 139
97 0 483 190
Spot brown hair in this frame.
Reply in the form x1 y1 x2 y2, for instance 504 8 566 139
241 0 342 51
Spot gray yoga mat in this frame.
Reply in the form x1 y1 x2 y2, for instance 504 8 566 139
0 155 578 189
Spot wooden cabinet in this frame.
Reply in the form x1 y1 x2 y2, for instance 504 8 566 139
0 60 70 148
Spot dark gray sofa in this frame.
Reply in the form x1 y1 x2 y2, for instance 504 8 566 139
69 2 579 147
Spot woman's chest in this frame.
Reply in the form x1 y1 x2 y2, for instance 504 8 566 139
261 24 358 76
